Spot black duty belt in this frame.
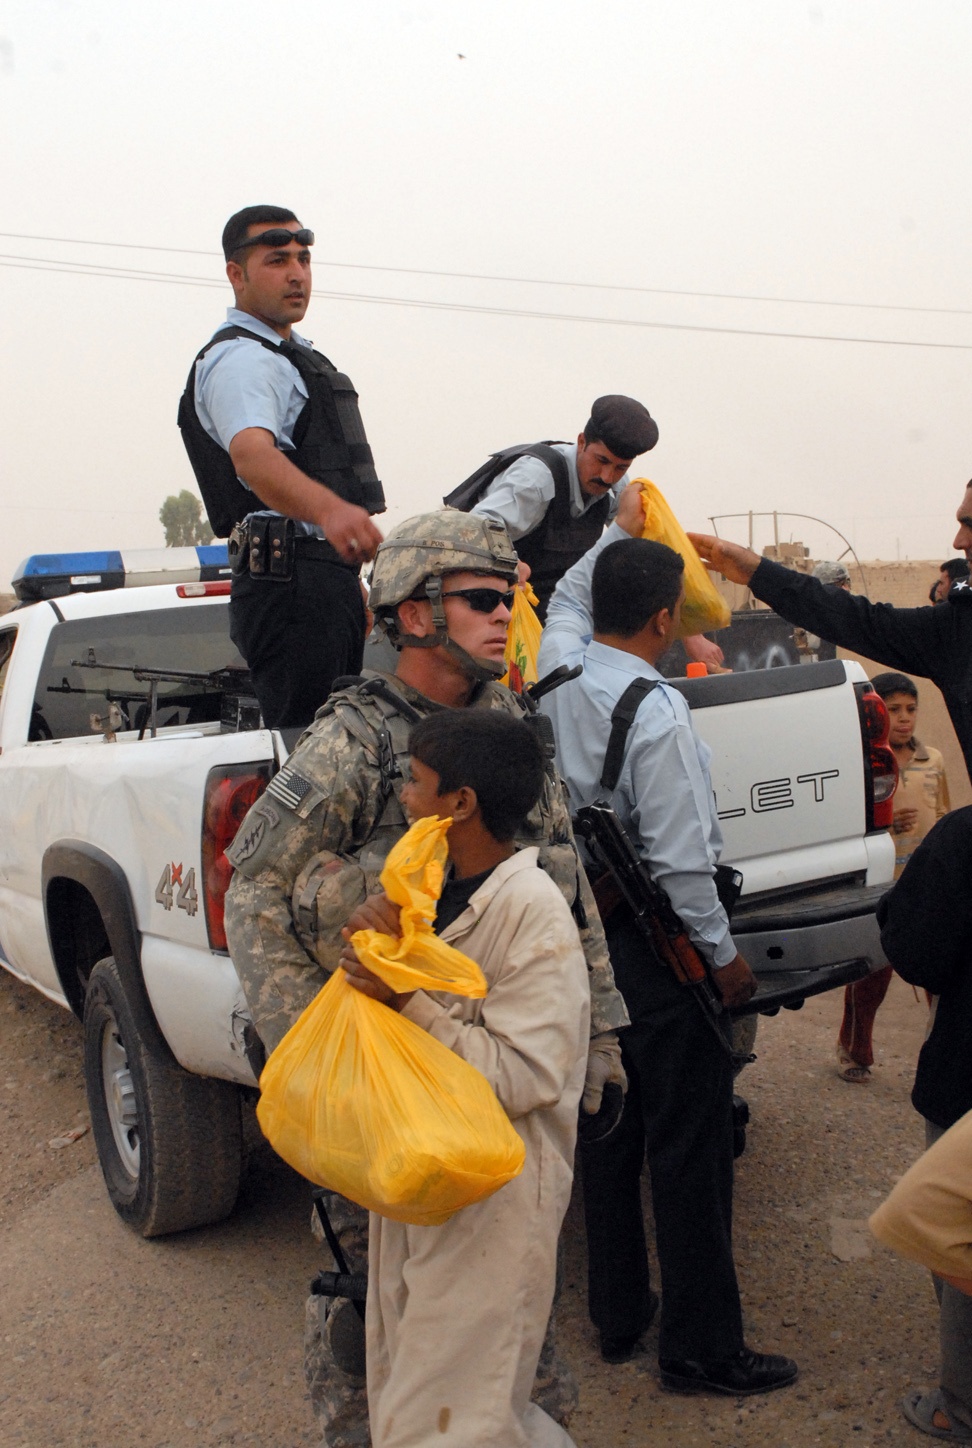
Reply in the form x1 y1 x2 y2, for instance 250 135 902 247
292 535 348 564
229 516 354 578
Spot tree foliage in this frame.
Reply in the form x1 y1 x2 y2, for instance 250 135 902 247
159 491 214 547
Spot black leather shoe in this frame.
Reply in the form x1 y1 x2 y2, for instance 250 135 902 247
600 1333 644 1365
659 1347 798 1396
599 1290 660 1364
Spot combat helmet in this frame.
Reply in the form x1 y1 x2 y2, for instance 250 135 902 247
812 560 851 588
370 508 519 681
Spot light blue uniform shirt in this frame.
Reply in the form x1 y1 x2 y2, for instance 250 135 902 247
470 440 626 541
537 522 736 969
193 307 322 538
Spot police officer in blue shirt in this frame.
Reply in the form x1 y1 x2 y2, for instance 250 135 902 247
179 205 386 728
538 485 798 1396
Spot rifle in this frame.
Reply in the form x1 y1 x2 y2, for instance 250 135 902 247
573 800 740 1060
310 1191 368 1316
70 652 253 739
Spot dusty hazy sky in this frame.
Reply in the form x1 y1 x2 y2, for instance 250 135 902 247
2 0 971 591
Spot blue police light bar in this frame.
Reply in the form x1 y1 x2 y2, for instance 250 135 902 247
12 544 231 602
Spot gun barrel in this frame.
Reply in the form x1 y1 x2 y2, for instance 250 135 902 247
310 1270 369 1302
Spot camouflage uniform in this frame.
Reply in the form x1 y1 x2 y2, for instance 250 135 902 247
224 511 626 1446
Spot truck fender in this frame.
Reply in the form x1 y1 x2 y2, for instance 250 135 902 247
42 843 164 1049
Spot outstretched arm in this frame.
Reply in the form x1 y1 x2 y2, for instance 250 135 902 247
690 531 955 686
687 532 761 585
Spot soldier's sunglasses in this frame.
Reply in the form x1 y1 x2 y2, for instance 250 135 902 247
440 587 516 614
235 228 315 252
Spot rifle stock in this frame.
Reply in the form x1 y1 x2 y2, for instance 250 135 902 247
573 800 732 1055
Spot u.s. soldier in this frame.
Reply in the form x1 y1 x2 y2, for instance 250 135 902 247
223 508 628 1446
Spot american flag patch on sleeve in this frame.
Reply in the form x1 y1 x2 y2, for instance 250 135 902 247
266 766 316 812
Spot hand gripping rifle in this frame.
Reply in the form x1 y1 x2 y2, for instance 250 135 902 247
572 800 737 1059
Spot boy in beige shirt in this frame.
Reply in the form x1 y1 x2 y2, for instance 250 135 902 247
341 709 590 1448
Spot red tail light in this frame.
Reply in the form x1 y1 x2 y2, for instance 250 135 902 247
857 688 898 831
201 763 271 950
176 580 232 598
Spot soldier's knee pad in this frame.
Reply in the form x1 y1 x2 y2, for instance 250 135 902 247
321 1297 367 1380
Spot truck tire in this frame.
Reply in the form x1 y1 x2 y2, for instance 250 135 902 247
83 956 243 1237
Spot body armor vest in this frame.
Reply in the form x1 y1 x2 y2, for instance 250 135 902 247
443 442 611 622
178 325 386 537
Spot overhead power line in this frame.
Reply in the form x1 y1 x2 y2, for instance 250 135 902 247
0 229 970 319
1 252 972 351
0 255 223 288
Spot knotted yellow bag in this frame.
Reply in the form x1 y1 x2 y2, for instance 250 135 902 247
501 582 543 693
256 816 526 1225
637 479 731 636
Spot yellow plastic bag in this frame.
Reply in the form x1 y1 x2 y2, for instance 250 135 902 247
256 817 526 1225
637 479 731 636
501 582 543 693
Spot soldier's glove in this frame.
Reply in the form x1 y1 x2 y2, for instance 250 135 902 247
579 1032 627 1146
582 1032 626 1113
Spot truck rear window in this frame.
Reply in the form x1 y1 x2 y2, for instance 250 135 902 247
30 606 247 742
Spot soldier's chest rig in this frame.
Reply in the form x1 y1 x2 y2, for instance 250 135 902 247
320 674 574 894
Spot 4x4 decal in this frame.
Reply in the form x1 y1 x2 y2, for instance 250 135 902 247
155 862 199 916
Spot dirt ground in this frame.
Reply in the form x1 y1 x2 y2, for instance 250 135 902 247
0 968 941 1448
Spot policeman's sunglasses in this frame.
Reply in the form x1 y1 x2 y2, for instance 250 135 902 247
234 228 315 253
440 587 516 614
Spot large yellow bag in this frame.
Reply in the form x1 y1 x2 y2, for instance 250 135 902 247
501 581 543 693
256 817 526 1225
636 479 731 636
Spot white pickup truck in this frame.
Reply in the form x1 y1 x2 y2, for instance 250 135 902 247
0 549 895 1237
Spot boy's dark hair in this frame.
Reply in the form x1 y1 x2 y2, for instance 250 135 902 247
222 205 299 261
407 711 545 842
941 558 970 582
591 538 684 637
871 671 918 701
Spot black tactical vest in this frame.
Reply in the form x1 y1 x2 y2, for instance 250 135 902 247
515 473 611 622
178 325 386 537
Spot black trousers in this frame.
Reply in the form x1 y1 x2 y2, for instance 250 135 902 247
581 909 744 1362
229 552 366 730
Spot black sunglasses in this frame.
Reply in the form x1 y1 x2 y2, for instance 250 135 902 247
440 587 516 614
234 227 315 253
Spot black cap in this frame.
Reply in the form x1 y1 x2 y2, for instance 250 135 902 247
585 395 659 459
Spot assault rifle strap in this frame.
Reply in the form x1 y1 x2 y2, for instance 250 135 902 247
599 677 659 792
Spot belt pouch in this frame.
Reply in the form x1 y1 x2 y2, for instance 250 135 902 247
248 516 295 581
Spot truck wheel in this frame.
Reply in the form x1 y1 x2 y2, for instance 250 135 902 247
83 956 243 1237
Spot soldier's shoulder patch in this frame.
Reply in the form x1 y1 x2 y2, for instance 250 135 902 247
267 765 317 811
227 807 270 865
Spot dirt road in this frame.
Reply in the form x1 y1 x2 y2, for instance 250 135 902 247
0 968 940 1447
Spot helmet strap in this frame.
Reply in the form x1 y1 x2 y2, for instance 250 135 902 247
384 576 507 682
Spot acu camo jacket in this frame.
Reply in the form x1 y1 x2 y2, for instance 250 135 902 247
224 669 628 1054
